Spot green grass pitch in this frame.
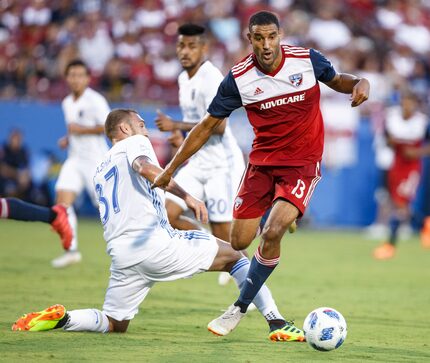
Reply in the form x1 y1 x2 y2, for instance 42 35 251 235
1 219 429 362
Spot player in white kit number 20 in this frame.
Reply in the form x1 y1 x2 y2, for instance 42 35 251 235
12 109 304 342
51 60 111 268
155 24 245 286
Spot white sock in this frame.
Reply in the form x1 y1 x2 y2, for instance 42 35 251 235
230 257 285 320
67 206 78 251
64 309 109 333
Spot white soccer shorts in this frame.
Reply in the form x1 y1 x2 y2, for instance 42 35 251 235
55 157 99 205
166 165 243 223
102 231 219 321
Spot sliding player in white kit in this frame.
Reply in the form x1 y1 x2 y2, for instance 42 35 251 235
51 59 110 268
12 109 303 342
155 24 245 286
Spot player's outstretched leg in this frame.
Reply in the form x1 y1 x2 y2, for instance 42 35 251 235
12 305 110 333
12 304 67 331
0 198 73 250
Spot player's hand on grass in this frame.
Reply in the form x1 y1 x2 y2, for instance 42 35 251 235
184 195 208 224
350 78 370 107
155 110 176 132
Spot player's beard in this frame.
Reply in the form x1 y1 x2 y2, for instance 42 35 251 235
258 47 280 71
182 62 199 73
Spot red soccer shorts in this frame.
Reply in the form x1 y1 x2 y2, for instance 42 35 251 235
388 164 421 206
233 162 322 219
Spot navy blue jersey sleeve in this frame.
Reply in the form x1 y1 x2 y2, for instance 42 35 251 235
207 71 243 118
310 48 337 83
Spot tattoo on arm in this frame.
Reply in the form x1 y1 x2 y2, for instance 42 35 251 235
132 156 188 199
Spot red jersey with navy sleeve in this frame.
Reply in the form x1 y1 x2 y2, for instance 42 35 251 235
385 106 428 204
207 45 336 166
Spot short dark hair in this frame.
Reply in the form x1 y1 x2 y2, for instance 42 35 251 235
248 11 280 31
64 59 90 76
178 23 205 36
105 108 138 141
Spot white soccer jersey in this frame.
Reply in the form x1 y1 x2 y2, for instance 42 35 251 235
62 87 110 160
178 60 243 170
94 135 182 268
386 106 428 143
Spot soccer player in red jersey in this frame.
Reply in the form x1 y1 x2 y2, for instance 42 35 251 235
373 91 429 259
153 10 370 337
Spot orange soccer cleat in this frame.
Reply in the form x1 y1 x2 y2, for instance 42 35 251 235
373 242 396 260
51 204 72 250
420 217 430 249
12 304 66 331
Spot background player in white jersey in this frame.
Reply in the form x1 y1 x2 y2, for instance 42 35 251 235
155 24 245 285
12 109 304 342
51 60 110 268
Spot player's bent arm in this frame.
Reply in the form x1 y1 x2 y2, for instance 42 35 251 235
175 119 226 135
164 113 223 176
156 112 226 135
132 155 208 223
68 124 105 135
324 73 370 107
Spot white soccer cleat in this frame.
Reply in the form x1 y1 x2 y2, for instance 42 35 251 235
51 251 82 268
218 272 232 286
207 304 245 336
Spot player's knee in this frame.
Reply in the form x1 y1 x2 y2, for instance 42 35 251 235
230 235 250 251
261 224 285 244
109 318 129 333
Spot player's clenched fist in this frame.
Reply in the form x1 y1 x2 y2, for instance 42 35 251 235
152 169 173 189
350 78 370 107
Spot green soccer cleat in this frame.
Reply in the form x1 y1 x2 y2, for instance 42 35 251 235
12 304 66 332
288 220 297 234
268 321 306 342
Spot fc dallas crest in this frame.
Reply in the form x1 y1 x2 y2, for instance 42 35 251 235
289 73 303 87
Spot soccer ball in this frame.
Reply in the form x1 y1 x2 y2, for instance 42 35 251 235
303 307 347 351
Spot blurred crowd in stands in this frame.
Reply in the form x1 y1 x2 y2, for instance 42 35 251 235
1 0 430 224
0 0 429 107
0 128 60 206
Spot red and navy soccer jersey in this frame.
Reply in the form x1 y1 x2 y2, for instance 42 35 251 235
207 45 336 166
385 106 428 204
